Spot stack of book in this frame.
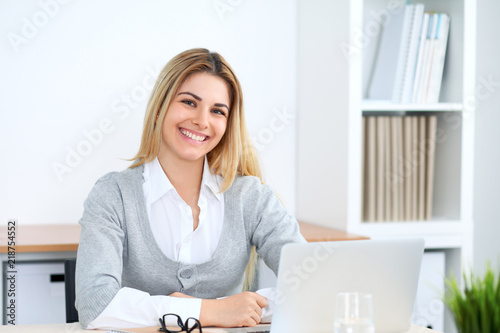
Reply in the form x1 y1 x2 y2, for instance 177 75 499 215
368 3 450 104
362 115 438 222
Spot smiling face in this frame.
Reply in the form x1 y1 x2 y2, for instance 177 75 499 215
158 72 231 166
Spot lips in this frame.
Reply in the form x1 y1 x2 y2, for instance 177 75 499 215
180 128 208 142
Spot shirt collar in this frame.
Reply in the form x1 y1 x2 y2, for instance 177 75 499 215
202 156 223 201
145 157 175 204
145 156 223 204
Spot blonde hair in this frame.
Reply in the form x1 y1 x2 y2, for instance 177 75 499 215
130 48 261 290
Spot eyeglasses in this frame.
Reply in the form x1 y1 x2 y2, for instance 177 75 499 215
158 313 202 333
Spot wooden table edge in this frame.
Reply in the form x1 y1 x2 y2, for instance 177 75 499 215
0 221 368 254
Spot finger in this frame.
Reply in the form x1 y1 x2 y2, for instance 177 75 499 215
169 292 194 298
255 295 268 308
253 303 263 317
249 310 261 325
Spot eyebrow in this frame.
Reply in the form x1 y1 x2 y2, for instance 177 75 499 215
178 91 229 110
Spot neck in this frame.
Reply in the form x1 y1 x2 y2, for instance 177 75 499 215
157 154 204 207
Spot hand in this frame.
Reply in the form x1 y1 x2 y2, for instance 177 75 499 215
200 292 268 327
169 291 195 298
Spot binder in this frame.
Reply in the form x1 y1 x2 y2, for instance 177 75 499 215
392 4 419 103
366 116 377 222
412 13 430 103
376 116 386 221
400 4 425 103
417 116 427 220
417 13 439 103
368 4 407 100
411 117 419 220
384 117 392 221
368 4 450 105
390 116 400 221
362 117 368 221
426 14 450 103
361 115 438 222
403 116 413 220
396 117 405 221
425 116 438 220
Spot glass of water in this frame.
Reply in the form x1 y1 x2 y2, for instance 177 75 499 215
334 292 375 333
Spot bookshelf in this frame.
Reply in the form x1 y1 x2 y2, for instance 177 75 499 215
297 0 475 331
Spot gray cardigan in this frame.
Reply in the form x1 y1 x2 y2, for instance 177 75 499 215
75 164 305 327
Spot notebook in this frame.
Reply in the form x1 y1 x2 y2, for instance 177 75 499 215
204 238 424 333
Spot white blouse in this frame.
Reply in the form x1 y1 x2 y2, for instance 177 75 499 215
144 156 225 264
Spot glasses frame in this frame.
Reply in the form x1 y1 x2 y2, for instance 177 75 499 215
158 313 202 333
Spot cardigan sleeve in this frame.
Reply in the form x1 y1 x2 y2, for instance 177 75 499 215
244 178 307 275
75 173 127 327
86 287 202 329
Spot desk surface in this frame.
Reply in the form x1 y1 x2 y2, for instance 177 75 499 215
0 322 441 332
0 222 368 253
0 224 81 253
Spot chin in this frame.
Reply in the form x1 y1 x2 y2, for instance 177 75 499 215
178 153 206 162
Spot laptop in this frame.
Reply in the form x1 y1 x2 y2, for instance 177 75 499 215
204 238 424 333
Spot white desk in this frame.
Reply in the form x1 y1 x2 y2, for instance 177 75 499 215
0 322 442 332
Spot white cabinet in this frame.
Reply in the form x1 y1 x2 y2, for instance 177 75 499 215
1 251 76 325
413 251 446 331
297 1 475 332
4 261 66 325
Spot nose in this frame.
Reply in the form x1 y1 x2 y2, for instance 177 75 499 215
192 108 209 129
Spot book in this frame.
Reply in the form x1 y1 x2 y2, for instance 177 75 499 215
426 14 450 103
417 116 427 220
384 117 392 221
403 116 413 220
361 115 438 222
396 117 405 221
376 116 386 221
362 116 367 221
425 115 438 220
392 4 419 103
411 12 430 103
411 116 419 220
400 4 425 103
417 13 439 103
367 2 407 100
389 116 400 221
366 116 377 222
368 4 450 105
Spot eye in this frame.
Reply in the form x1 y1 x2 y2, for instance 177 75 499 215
212 108 227 117
181 99 196 107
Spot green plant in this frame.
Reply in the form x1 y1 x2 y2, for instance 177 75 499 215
444 264 500 333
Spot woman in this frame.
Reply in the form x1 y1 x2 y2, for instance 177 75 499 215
75 48 305 329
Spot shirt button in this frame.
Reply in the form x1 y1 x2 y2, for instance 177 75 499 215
180 268 193 279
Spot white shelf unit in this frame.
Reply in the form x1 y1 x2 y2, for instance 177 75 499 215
297 1 475 331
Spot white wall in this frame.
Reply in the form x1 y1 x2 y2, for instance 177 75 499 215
473 0 500 273
0 0 297 226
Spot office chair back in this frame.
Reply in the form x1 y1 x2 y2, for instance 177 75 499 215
64 259 79 323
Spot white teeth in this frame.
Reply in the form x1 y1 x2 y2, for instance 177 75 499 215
181 129 206 142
